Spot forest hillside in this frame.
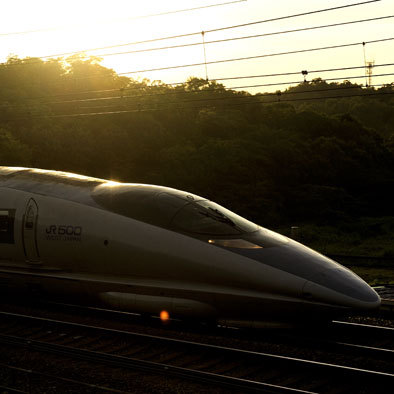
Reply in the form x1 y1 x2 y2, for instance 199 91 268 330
1 56 393 258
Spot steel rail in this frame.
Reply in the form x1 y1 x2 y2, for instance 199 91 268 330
1 309 393 364
3 301 393 344
296 335 394 363
324 321 394 360
0 310 393 389
0 333 314 394
332 320 394 334
2 302 393 361
0 386 26 394
0 361 131 393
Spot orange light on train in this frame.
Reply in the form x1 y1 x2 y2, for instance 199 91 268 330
160 310 170 322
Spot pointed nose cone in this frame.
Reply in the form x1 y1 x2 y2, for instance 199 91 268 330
303 267 381 310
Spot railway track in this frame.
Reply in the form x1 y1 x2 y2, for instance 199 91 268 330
0 362 131 394
301 320 394 360
0 309 393 393
46 298 394 362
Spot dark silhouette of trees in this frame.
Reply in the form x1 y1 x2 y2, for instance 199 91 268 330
1 56 393 227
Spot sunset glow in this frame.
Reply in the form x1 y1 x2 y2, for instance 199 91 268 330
1 1 393 92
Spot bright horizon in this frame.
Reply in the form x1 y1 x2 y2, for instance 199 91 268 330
1 0 393 93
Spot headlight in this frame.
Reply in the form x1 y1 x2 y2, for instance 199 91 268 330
208 239 262 249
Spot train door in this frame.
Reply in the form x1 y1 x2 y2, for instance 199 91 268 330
22 198 41 263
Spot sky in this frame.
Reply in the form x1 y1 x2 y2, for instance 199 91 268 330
0 0 393 93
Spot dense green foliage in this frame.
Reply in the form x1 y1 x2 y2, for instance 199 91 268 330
1 56 394 238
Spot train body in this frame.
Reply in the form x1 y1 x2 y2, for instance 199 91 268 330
0 167 380 325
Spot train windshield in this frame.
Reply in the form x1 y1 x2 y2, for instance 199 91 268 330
172 200 258 235
92 184 258 235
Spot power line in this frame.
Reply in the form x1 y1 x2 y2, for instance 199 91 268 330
74 15 394 59
0 0 247 37
203 0 382 34
48 0 386 56
2 0 383 62
47 61 394 92
7 80 390 115
36 90 393 119
232 89 394 107
63 79 394 112
116 37 394 75
228 72 394 90
75 83 389 112
1 62 393 106
215 62 394 82
23 37 390 86
39 72 394 108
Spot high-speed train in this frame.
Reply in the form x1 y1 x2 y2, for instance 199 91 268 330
0 167 380 325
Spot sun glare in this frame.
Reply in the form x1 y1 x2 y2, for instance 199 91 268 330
1 0 229 84
1 1 393 91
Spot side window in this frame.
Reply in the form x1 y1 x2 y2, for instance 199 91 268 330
0 209 15 244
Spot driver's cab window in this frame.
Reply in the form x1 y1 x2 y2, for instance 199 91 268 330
0 209 15 243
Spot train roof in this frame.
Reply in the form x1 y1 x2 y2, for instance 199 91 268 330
0 166 196 197
0 167 202 225
0 167 260 237
0 167 108 188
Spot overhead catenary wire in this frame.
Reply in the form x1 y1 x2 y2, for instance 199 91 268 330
83 15 394 59
1 2 391 122
35 90 394 119
6 77 391 115
1 0 383 62
71 80 394 112
0 0 247 37
227 72 394 91
75 83 391 112
214 62 394 82
1 0 390 114
115 37 394 75
1 2 390 109
0 62 393 106
12 37 390 88
36 72 394 107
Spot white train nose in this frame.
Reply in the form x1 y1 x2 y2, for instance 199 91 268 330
303 267 381 310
